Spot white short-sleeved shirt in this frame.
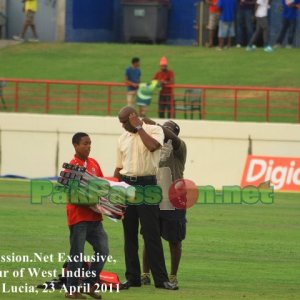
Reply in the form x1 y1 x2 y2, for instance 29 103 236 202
116 123 164 176
255 0 270 18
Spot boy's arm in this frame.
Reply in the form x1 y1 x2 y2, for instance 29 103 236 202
94 160 104 177
114 168 122 181
114 143 123 180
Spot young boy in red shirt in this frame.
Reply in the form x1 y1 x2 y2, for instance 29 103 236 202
153 57 175 119
65 132 108 299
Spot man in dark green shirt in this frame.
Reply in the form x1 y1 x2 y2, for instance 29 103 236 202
141 118 187 287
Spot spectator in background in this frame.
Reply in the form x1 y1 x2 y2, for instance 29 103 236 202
274 0 300 48
125 57 141 106
246 0 273 52
13 0 39 42
236 0 256 47
217 0 237 50
205 0 220 48
125 57 145 116
153 57 175 119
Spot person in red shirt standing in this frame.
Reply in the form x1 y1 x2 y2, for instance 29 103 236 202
65 132 108 300
206 0 221 47
153 57 175 119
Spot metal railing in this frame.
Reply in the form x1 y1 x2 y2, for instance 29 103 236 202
0 78 299 123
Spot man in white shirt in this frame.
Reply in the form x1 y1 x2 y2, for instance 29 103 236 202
246 0 273 52
114 106 178 291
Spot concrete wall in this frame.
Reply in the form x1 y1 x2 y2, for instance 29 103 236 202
6 0 65 42
0 0 6 38
1 113 299 188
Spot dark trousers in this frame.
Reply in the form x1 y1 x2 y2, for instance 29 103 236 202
67 221 109 292
121 176 168 287
158 95 171 119
249 17 269 47
236 8 254 45
276 19 297 46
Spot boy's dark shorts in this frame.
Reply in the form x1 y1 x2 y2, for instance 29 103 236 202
160 217 186 243
140 210 186 243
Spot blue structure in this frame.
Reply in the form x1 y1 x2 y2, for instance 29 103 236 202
65 0 299 47
167 0 199 45
65 0 120 42
65 0 199 44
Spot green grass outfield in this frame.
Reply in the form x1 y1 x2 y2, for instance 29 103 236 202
0 43 300 122
0 179 299 300
1 43 300 86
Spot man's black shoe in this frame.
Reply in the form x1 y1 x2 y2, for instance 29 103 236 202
156 281 179 290
122 281 142 289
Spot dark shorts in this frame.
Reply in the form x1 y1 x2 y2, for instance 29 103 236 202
160 218 186 243
140 210 187 243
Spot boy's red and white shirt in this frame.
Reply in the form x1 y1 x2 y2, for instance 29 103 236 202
66 155 104 226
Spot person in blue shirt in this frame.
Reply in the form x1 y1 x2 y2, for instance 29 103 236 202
125 57 141 105
275 0 300 48
217 0 238 49
125 57 146 116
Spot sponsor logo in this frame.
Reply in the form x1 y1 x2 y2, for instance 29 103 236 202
241 155 300 191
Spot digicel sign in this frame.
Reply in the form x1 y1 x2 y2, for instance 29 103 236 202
241 155 300 191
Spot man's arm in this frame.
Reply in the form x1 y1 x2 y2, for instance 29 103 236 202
125 75 139 88
163 71 175 85
125 68 140 88
161 126 180 150
143 117 181 150
129 113 162 152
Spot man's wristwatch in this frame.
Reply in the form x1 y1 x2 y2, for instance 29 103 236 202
136 125 143 131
